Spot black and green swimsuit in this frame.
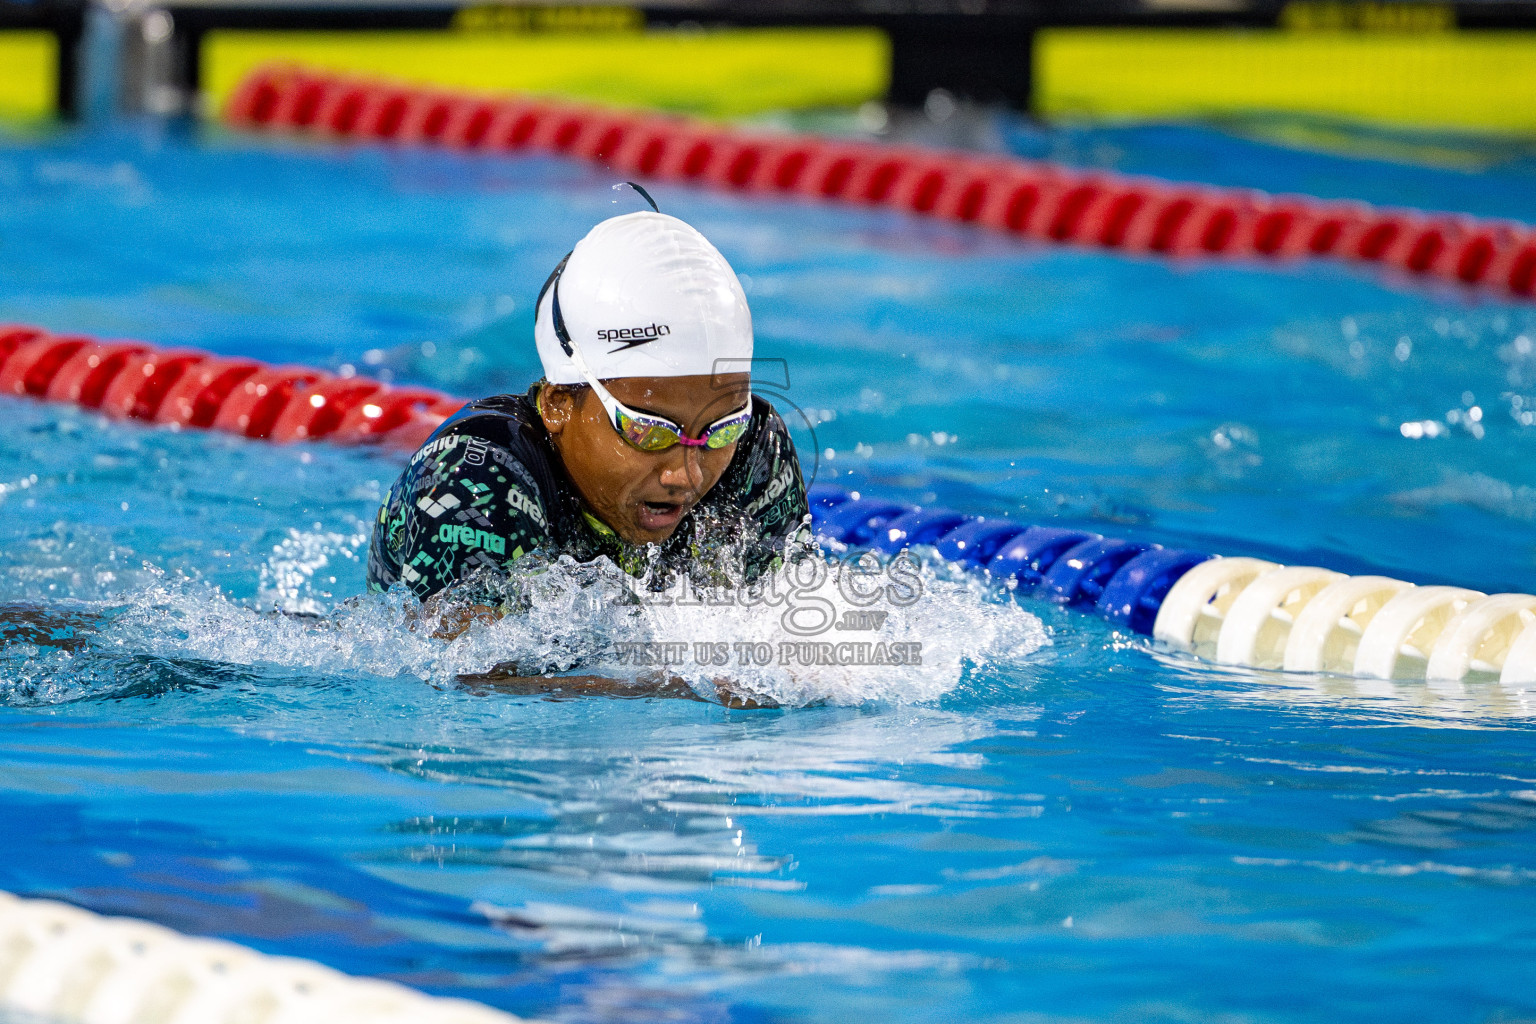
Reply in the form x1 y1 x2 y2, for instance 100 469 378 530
365 385 809 599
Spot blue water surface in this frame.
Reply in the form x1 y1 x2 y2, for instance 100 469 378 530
2 115 1536 1023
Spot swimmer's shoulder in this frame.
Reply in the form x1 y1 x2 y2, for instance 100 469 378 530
740 394 801 466
407 386 567 512
415 388 542 456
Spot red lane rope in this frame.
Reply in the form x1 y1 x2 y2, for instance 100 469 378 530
225 64 1536 301
0 324 465 450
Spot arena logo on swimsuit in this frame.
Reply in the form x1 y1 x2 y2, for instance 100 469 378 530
506 485 547 528
435 523 507 555
596 323 670 350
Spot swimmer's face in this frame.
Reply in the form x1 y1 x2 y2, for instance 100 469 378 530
540 372 751 546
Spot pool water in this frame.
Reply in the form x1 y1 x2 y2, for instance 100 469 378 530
2 114 1536 1023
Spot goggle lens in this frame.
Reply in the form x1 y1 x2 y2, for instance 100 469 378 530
616 411 682 452
703 417 749 450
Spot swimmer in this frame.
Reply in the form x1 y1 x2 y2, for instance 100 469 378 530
366 201 809 704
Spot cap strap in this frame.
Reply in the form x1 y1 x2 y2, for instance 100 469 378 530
619 181 660 212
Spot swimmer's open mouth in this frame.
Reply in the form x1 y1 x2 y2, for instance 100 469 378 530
637 500 686 531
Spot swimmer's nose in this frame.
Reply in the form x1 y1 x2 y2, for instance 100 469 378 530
657 446 704 495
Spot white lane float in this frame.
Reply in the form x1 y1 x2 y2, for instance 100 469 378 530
1153 558 1536 683
1282 575 1413 674
0 890 536 1024
1213 565 1343 670
1149 557 1279 661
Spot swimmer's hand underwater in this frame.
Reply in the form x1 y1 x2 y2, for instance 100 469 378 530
0 600 775 709
413 596 778 708
455 665 778 709
0 602 97 653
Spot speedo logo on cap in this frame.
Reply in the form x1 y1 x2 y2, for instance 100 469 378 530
597 323 671 351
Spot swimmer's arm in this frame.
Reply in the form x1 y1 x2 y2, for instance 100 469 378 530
455 666 776 709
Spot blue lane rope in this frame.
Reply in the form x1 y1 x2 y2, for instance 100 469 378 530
807 484 1212 636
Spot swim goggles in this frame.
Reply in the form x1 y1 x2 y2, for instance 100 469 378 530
539 253 753 454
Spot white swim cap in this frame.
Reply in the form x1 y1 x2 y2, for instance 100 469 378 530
534 211 753 385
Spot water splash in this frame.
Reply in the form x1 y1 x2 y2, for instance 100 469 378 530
256 525 368 615
0 550 1048 709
